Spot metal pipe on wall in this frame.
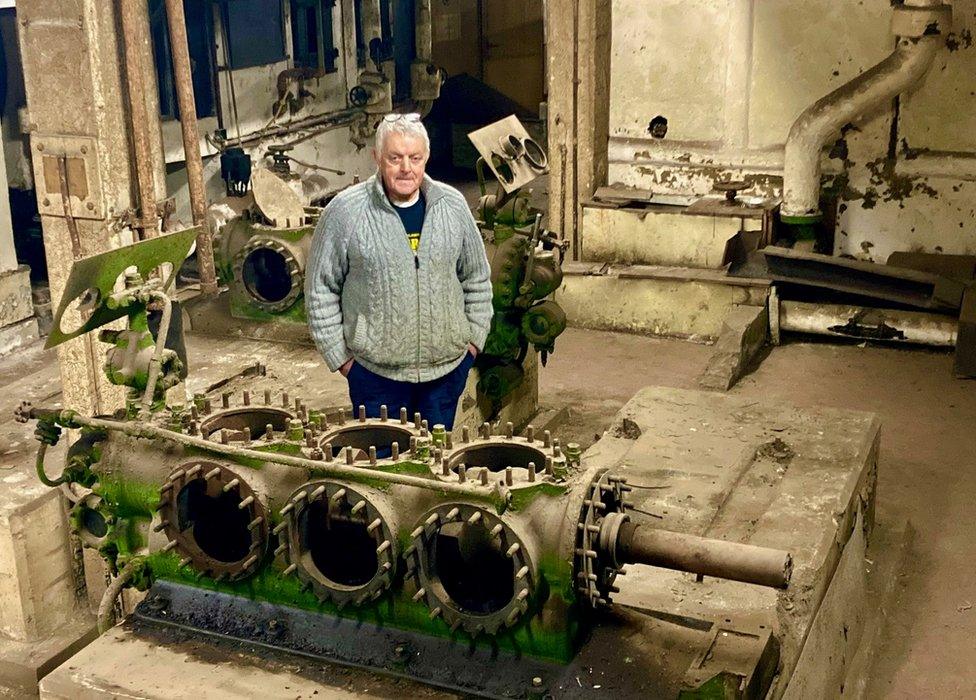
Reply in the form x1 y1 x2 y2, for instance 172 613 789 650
778 300 957 347
780 1 951 223
118 0 160 239
163 0 218 295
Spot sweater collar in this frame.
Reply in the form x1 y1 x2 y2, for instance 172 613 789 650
369 172 445 211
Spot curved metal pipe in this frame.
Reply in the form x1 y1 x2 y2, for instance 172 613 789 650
35 443 66 487
782 6 946 221
97 558 142 633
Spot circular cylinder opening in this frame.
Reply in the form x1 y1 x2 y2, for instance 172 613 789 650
431 520 515 614
242 247 293 303
319 424 414 460
446 442 549 473
81 506 108 539
176 479 254 563
490 153 515 184
200 407 293 441
522 138 548 170
298 500 378 587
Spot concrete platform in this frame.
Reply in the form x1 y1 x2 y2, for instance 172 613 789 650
589 387 878 698
36 385 877 698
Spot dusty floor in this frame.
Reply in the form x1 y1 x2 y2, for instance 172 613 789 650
1 328 974 697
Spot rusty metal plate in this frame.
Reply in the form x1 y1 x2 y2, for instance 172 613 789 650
31 134 106 220
467 115 548 193
46 227 199 349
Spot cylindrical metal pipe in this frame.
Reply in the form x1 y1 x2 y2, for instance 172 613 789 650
163 0 218 294
782 37 940 220
615 521 792 589
781 1 949 221
414 0 432 62
118 0 160 239
779 300 957 347
44 411 503 502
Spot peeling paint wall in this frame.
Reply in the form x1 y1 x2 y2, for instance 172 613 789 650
607 0 976 262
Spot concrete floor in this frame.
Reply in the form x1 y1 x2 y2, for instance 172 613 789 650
1 328 974 697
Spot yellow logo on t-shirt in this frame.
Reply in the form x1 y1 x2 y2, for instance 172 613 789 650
407 232 421 251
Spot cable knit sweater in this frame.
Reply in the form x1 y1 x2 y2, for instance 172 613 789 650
305 173 493 383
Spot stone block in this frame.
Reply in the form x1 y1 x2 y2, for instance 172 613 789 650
580 205 744 268
0 471 83 641
557 262 768 341
0 317 39 357
0 465 95 696
698 303 769 391
0 266 33 330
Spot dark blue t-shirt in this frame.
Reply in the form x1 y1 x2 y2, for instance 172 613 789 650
393 194 426 252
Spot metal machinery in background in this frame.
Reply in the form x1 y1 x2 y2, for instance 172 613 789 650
210 115 567 407
468 116 569 403
17 235 792 697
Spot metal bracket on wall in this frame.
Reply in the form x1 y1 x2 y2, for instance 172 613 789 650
30 134 106 221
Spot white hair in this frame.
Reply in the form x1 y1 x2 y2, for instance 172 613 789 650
375 114 430 155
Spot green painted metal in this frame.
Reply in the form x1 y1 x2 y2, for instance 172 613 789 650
46 227 199 349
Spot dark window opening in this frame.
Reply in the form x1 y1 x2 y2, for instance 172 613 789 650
391 0 415 103
291 0 339 73
149 0 217 120
219 0 287 70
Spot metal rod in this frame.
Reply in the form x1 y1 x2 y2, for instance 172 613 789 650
47 410 503 502
615 521 792 589
118 0 159 239
163 0 217 294
139 291 171 419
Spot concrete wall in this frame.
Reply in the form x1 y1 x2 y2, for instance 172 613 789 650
605 0 976 263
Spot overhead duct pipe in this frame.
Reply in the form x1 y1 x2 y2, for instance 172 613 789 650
781 1 951 225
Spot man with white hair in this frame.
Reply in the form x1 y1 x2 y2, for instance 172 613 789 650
305 113 492 431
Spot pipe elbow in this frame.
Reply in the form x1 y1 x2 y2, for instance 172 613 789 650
782 34 943 220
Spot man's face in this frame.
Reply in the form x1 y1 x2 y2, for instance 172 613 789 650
375 132 428 202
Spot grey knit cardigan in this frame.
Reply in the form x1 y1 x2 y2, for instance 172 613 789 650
305 173 493 383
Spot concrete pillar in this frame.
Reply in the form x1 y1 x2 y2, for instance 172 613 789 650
544 0 610 261
17 0 166 415
0 112 38 355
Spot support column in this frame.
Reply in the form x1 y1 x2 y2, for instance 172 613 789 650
0 113 37 355
17 0 166 415
545 0 610 261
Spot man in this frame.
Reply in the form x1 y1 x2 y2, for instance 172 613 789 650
305 113 492 431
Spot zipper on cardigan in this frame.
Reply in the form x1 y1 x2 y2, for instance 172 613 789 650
414 253 421 382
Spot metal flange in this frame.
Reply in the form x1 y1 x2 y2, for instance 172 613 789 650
404 502 535 636
155 461 268 581
439 421 570 486
232 236 304 313
574 472 630 608
276 480 398 608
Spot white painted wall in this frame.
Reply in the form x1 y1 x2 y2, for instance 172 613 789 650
606 0 976 262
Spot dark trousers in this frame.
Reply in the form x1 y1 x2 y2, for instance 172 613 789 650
347 353 475 431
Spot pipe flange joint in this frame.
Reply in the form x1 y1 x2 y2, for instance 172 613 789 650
155 461 268 582
891 4 952 39
405 503 535 636
574 472 630 608
277 480 398 608
232 236 304 313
